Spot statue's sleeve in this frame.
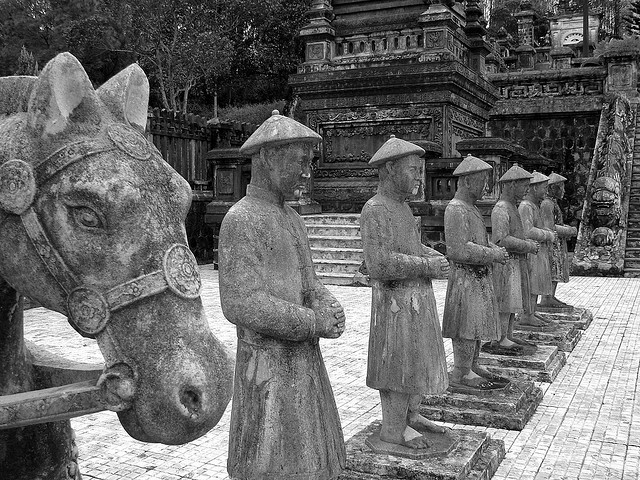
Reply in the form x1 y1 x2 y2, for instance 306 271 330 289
540 199 555 230
218 211 316 342
361 204 430 280
556 224 576 238
421 244 444 257
519 202 554 242
444 204 496 265
491 205 532 254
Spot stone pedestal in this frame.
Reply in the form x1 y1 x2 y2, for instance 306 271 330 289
340 421 505 480
536 306 593 330
420 380 543 430
514 319 582 352
479 344 566 383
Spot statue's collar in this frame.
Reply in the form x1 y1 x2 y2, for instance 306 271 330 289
377 184 408 203
246 184 285 206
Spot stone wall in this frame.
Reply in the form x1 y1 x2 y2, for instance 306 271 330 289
488 113 600 234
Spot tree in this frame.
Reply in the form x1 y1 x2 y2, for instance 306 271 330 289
14 45 39 75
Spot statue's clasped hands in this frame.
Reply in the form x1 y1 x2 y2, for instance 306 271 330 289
493 245 509 264
313 301 345 339
529 240 540 254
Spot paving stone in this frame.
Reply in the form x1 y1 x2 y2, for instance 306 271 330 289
16 270 640 479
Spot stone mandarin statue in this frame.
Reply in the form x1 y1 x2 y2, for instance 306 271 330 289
487 165 540 354
518 171 557 327
218 111 346 480
360 135 450 450
539 173 578 309
443 155 510 390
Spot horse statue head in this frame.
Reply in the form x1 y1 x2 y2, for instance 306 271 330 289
0 53 233 444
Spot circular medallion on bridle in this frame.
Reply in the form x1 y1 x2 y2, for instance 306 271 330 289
107 123 151 160
0 159 36 215
164 244 202 299
67 287 110 337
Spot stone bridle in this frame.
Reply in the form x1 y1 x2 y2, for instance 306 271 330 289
0 122 201 338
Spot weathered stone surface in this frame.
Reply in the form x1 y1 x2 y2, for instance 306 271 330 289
536 307 594 330
479 345 566 383
340 421 505 480
0 52 234 479
219 113 346 479
514 320 582 351
420 380 543 430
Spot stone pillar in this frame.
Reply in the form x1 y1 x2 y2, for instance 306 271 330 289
604 51 639 96
464 0 490 74
515 0 536 70
204 148 251 260
551 46 574 69
299 0 335 68
418 1 466 61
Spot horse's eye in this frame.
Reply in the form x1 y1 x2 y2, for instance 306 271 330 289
72 206 103 229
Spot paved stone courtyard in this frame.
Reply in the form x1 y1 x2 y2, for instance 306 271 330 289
22 266 640 479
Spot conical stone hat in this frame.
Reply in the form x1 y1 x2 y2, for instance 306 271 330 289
240 110 321 156
368 135 425 166
530 171 550 184
548 172 568 184
499 164 533 182
452 154 492 176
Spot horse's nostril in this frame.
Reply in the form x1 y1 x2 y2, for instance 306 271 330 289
180 387 202 415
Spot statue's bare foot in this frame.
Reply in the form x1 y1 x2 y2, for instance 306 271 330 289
499 338 522 349
408 413 446 434
539 296 569 308
380 426 431 449
451 371 498 390
534 313 552 324
518 314 547 327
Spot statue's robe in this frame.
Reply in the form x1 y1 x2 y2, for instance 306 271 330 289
519 199 554 296
360 191 448 395
541 197 574 283
491 200 532 314
219 185 345 480
442 198 501 341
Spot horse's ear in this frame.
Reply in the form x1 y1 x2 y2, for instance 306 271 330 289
97 64 149 131
27 52 100 137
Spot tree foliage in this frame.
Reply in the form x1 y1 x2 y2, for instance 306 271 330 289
0 0 312 113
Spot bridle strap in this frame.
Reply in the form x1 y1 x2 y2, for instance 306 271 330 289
3 123 200 338
22 207 79 295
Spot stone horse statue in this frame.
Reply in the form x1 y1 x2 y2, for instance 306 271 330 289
0 53 233 479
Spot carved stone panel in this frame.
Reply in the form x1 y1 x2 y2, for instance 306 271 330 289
320 119 432 165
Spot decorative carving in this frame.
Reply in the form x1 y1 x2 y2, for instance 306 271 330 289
107 124 152 160
0 159 36 215
426 31 443 48
67 287 110 336
572 95 634 275
307 43 325 60
497 79 604 99
164 244 202 299
315 168 378 178
322 121 431 163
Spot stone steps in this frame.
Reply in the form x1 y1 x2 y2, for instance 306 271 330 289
304 214 364 285
624 104 640 275
310 247 364 261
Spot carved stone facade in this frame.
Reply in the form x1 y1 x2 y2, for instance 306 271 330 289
290 0 498 213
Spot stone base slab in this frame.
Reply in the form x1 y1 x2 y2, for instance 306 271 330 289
514 319 582 352
365 427 459 460
340 421 505 480
419 380 543 430
536 307 593 330
478 344 566 383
